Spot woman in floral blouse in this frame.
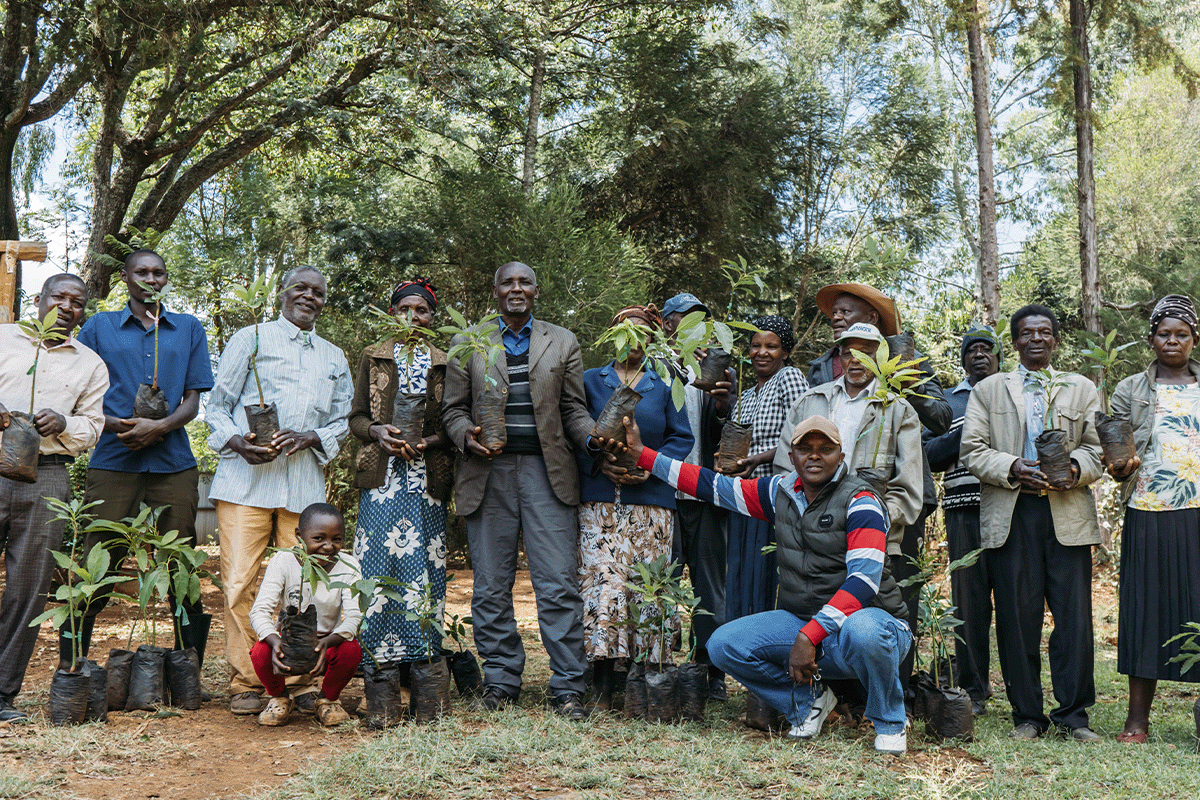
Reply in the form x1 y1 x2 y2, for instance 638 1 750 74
1108 294 1200 743
348 278 453 672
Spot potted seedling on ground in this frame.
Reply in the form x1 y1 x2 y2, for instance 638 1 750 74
132 281 172 419
624 555 684 723
899 541 982 741
229 273 280 444
441 579 481 697
335 566 412 728
1 308 63 483
846 340 932 495
368 305 441 449
402 579 452 722
31 498 133 725
1081 330 1139 472
440 309 507 451
669 574 712 722
1023 369 1076 489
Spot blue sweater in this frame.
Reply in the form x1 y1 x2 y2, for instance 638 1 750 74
578 361 694 508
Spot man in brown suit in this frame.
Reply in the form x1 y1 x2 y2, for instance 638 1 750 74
961 304 1103 741
442 261 594 718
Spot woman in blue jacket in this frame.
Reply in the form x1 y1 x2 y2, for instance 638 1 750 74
578 305 693 709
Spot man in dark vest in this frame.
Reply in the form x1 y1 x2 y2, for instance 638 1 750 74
442 261 594 719
616 413 911 754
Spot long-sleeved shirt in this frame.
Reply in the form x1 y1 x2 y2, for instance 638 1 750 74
250 550 363 642
635 446 888 645
206 317 353 512
0 323 108 457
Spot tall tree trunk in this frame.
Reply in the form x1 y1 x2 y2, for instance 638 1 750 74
0 127 22 317
1071 0 1101 336
522 49 545 196
966 0 999 326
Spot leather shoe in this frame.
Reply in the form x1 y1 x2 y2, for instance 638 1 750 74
550 691 589 721
708 675 728 702
230 691 265 715
293 689 319 714
971 699 987 716
1009 723 1042 739
0 697 27 722
1063 725 1102 742
470 686 516 712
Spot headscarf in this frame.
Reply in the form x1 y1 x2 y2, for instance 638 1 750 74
389 277 438 312
612 304 662 330
1150 294 1198 338
750 315 796 353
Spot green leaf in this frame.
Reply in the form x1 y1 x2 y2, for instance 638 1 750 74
713 322 733 352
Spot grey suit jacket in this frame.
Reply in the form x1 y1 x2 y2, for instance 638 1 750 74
960 368 1104 549
441 318 594 515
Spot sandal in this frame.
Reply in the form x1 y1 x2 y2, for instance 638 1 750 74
1116 731 1148 743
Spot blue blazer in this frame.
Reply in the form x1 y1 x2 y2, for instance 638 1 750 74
578 360 694 509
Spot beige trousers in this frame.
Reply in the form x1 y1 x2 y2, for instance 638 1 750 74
215 501 312 695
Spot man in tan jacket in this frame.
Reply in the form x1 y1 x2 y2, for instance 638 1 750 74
961 304 1103 741
442 261 594 719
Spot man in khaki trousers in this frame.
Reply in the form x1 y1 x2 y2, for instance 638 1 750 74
206 267 352 715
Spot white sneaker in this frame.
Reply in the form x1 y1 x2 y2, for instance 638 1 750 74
874 730 907 755
787 685 837 740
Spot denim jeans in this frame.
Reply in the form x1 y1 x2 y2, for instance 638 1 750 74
708 608 912 735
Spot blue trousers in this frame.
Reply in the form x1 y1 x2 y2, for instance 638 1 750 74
709 608 911 735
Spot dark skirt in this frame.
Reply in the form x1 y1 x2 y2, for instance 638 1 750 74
1118 506 1200 681
725 514 778 621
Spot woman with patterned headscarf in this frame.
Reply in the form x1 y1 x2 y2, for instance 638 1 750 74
1108 294 1200 743
577 305 694 709
348 278 454 683
723 316 809 621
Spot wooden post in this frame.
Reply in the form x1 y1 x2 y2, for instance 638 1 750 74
0 240 49 324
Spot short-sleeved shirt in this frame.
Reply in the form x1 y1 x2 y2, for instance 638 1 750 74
77 305 214 473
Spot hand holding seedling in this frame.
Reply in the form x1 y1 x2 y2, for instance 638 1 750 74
33 408 66 436
115 416 167 450
228 432 279 465
1009 458 1049 490
264 633 290 673
271 429 320 456
0 401 9 429
464 426 500 458
1102 450 1141 480
370 423 409 458
311 632 346 675
707 374 734 414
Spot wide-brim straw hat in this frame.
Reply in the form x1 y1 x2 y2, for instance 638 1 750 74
814 283 900 336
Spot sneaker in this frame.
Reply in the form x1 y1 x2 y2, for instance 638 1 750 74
470 686 515 712
293 689 319 714
874 730 907 755
258 696 294 727
0 697 27 723
550 691 589 721
787 685 837 740
314 697 351 726
229 691 265 715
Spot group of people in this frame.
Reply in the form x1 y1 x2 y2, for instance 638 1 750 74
0 255 1196 751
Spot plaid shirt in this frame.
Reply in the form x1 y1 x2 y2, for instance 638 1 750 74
731 365 809 478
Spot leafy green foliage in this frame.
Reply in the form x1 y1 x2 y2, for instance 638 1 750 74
1165 622 1200 675
898 541 983 687
846 340 932 466
1022 369 1074 430
439 308 504 390
624 555 710 669
17 306 61 413
1080 329 1139 409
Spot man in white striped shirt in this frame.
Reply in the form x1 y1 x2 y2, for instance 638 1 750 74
206 266 353 715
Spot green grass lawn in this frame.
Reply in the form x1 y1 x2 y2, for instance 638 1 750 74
256 589 1200 800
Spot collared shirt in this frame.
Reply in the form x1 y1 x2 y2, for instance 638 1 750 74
1018 364 1044 461
206 317 353 513
0 323 107 457
499 316 533 357
830 376 876 462
76 305 214 473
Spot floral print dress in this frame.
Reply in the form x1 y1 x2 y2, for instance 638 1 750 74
1129 383 1200 511
354 344 449 664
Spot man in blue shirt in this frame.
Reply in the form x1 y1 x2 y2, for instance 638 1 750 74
63 249 215 672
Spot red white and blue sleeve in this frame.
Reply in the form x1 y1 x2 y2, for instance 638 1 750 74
798 490 888 645
636 447 781 522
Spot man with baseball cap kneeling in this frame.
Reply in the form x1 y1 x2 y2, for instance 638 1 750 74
609 413 911 753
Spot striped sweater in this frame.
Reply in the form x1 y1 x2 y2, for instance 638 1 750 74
635 447 889 644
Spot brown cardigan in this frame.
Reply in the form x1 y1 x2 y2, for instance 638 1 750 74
349 338 453 501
